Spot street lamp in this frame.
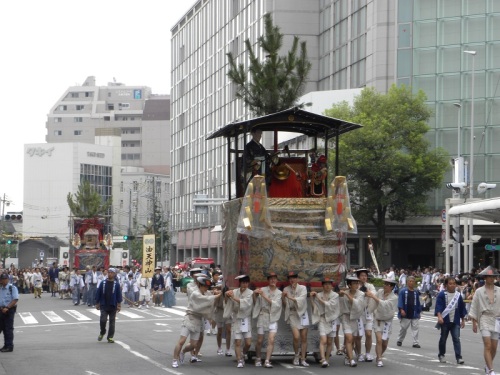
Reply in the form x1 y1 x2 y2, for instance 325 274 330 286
464 50 476 272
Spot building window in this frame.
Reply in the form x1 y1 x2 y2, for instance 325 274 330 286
120 199 124 209
54 117 62 123
74 117 83 122
120 181 123 192
76 105 84 110
54 130 62 136
104 116 110 121
119 103 130 109
107 104 114 110
85 92 93 97
74 130 82 135
71 92 79 98
59 105 67 111
133 181 138 192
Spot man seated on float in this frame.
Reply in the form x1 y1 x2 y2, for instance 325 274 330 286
244 128 271 187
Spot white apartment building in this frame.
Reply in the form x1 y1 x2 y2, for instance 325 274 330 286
170 0 500 269
25 77 171 244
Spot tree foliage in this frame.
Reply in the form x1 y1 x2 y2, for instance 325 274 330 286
227 13 312 116
324 85 449 258
67 180 112 219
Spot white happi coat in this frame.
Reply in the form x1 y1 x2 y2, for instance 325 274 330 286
360 282 377 323
224 288 253 334
283 284 308 324
469 285 500 331
182 288 218 333
373 289 398 322
311 290 340 332
252 286 283 328
339 289 365 320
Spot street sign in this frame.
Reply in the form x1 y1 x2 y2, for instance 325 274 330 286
441 209 446 222
485 244 498 251
40 251 45 258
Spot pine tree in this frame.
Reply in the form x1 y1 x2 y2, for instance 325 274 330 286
227 13 312 116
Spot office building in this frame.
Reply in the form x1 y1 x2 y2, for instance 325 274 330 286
170 0 499 269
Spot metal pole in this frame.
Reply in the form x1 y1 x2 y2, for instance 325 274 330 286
464 50 476 272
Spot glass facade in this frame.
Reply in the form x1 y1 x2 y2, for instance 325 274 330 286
397 0 500 211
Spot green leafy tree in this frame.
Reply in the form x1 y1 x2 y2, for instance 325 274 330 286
227 13 312 115
67 180 112 218
324 85 449 259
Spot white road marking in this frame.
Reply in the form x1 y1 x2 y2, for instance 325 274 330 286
65 310 92 321
18 312 38 324
163 308 186 317
116 340 183 375
42 311 65 323
119 310 143 319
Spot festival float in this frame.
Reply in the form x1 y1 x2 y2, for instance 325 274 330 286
207 107 362 360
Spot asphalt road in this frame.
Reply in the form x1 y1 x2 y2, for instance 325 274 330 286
0 291 494 375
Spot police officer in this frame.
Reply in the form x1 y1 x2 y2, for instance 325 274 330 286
0 272 19 352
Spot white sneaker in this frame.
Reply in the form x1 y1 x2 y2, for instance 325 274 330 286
365 353 374 362
255 359 262 367
293 356 300 366
211 328 217 335
264 360 273 368
237 360 244 368
225 350 233 357
217 348 224 355
344 358 350 366
138 305 142 309
172 360 179 368
179 351 185 364
321 360 329 368
358 354 365 362
350 359 357 367
146 305 150 309
377 360 383 367
300 359 309 367
438 355 445 363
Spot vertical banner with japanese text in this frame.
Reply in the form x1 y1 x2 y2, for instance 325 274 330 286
142 234 156 278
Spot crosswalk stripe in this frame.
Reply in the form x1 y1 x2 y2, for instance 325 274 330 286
65 309 92 321
119 310 143 319
15 305 187 326
18 312 38 324
42 311 65 323
162 308 186 317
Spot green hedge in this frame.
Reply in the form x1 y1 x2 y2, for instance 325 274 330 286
371 277 422 287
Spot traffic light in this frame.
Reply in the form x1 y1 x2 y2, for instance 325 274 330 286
123 235 135 240
0 240 18 245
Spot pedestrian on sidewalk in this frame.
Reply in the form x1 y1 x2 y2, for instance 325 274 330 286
396 276 422 348
95 267 122 343
435 276 467 365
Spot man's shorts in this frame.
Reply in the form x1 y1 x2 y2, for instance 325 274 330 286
180 326 201 341
289 313 308 330
481 330 499 340
234 331 252 340
257 322 278 335
341 315 359 335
